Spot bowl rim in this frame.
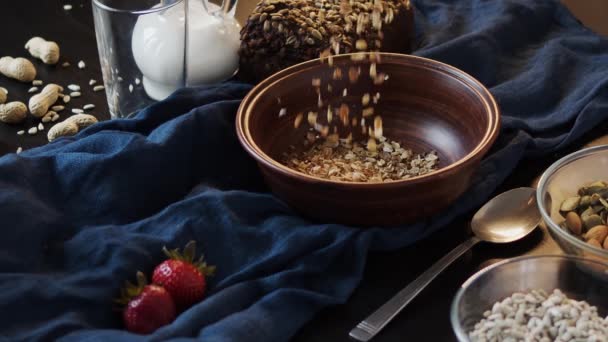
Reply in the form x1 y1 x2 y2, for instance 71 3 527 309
449 254 608 341
236 52 501 187
536 144 608 257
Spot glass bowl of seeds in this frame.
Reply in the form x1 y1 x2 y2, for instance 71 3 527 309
236 53 500 226
451 255 608 341
537 145 608 262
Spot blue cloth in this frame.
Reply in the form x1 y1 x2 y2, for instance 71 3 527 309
1 0 607 341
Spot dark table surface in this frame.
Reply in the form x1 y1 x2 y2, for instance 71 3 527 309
0 1 606 341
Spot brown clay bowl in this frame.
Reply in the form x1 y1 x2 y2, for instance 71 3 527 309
236 53 500 226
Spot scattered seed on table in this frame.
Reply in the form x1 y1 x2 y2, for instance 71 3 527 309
118 76 124 82
62 62 70 67
28 87 39 93
88 79 96 86
63 95 71 103
28 127 37 135
51 105 64 112
67 84 80 91
343 88 347 97
77 60 85 69
93 85 105 92
63 4 72 10
70 91 81 98
83 104 95 110
51 113 60 122
16 147 22 154
38 123 44 131
41 114 52 123
128 84 133 93
72 108 83 114
135 77 141 85
32 80 43 86
16 130 24 135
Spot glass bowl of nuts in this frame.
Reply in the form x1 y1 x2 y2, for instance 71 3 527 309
451 255 608 341
236 53 500 226
537 144 608 261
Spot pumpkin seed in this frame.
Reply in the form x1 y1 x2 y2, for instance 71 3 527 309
560 196 580 211
583 214 603 230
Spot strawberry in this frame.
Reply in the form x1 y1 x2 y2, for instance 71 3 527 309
152 241 215 311
116 271 176 334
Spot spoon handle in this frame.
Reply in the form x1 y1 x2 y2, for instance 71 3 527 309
349 236 481 342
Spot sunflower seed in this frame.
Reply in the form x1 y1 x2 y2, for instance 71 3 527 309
63 4 72 10
93 85 105 92
77 60 86 69
51 105 65 112
16 130 24 135
70 91 81 97
28 87 39 93
16 147 22 154
62 61 70 67
63 95 71 103
89 79 97 86
83 104 95 110
32 80 43 86
28 127 37 135
38 123 44 131
72 108 84 114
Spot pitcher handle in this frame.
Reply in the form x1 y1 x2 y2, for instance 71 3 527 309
202 0 238 17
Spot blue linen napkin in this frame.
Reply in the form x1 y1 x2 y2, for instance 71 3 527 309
1 0 607 341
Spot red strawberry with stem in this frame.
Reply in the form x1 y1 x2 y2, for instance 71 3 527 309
115 271 176 334
152 241 216 311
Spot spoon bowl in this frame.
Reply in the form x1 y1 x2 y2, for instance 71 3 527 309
471 187 541 243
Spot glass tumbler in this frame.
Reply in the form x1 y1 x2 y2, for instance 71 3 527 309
92 0 240 119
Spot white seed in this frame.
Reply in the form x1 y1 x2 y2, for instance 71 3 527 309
128 84 133 93
72 108 84 114
70 91 81 97
88 79 97 86
93 85 105 92
63 95 71 103
16 147 22 154
41 115 52 123
343 88 347 97
135 77 141 85
77 60 86 69
38 123 44 131
51 105 65 112
278 107 287 117
67 84 80 91
17 130 24 135
83 104 95 110
118 76 124 82
28 86 39 93
32 80 43 86
63 4 72 10
51 113 60 122
28 127 38 135
62 62 70 67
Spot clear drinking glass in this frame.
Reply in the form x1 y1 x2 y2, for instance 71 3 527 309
92 0 240 119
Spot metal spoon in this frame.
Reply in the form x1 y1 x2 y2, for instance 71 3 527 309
349 187 541 342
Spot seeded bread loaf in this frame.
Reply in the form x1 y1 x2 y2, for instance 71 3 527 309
239 0 414 83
